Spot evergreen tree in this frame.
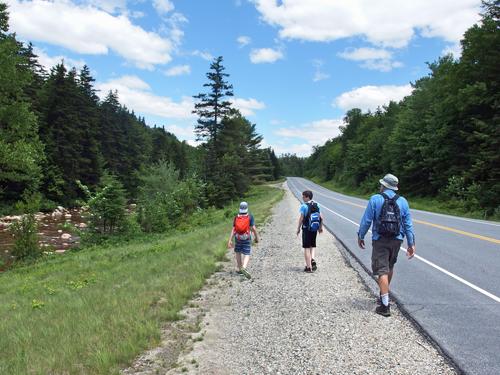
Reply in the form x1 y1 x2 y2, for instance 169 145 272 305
0 4 44 205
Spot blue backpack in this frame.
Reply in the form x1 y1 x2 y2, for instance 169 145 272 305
305 202 321 232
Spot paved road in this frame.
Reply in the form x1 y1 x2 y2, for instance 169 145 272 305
288 177 500 375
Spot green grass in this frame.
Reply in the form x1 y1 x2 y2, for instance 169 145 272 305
0 185 283 375
311 177 499 221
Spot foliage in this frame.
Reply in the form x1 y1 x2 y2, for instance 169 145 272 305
78 173 127 237
9 194 41 260
137 161 206 232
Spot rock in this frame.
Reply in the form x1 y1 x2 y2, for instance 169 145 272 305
77 222 87 229
57 229 63 233
129 203 137 209
52 211 63 218
64 214 72 219
61 233 71 240
55 249 66 254
57 206 65 212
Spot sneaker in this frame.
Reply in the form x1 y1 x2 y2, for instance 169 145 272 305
240 268 252 279
304 266 313 273
311 259 317 271
375 304 391 317
236 269 243 275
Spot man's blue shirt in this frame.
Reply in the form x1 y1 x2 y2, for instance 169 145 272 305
358 189 415 246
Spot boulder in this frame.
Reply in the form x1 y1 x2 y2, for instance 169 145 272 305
61 233 71 240
77 222 87 229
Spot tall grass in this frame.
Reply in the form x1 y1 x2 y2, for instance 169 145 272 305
0 185 283 375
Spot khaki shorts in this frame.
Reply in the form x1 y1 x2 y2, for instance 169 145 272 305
371 238 403 276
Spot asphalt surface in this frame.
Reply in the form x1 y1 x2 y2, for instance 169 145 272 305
288 177 500 375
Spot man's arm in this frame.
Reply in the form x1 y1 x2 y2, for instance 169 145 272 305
251 225 259 243
227 227 235 248
319 212 324 233
402 199 416 258
297 214 304 235
357 197 375 249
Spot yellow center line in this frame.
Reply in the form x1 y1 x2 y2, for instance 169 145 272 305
312 187 500 244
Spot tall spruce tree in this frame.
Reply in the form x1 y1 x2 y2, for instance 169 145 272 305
0 3 44 205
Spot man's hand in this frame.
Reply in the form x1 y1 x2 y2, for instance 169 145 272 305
296 229 300 236
319 227 323 234
407 245 416 259
358 238 365 249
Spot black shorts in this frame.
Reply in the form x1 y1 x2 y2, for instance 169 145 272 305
302 229 317 248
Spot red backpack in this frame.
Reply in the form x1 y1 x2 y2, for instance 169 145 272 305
234 214 251 240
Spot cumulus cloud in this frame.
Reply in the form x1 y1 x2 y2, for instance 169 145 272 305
237 35 252 47
334 84 413 112
34 47 86 70
153 0 175 16
96 75 195 119
164 64 191 76
6 0 177 69
251 0 481 48
338 47 403 72
442 43 462 58
250 48 284 63
273 118 344 156
231 98 266 116
192 50 213 61
312 59 330 82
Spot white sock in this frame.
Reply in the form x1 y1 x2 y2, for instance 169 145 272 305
381 293 389 306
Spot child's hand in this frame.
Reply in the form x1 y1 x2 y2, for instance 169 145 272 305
227 241 233 249
254 237 259 244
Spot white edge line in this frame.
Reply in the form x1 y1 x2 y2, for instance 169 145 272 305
288 178 500 303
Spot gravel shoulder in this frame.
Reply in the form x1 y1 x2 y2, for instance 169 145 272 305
125 183 457 375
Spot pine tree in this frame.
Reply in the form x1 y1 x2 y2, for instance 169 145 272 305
0 4 44 205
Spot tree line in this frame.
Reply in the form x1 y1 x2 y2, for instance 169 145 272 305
282 1 499 218
0 3 280 216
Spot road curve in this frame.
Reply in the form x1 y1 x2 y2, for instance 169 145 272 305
288 177 500 375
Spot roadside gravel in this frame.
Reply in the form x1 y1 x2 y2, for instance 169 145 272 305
129 183 457 375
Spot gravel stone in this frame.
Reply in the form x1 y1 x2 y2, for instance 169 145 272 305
126 184 457 375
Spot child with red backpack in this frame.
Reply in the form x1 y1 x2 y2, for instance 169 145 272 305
227 201 259 279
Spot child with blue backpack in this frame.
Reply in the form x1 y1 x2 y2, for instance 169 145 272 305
296 190 323 273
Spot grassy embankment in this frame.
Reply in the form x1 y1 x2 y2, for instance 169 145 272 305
311 178 499 221
0 185 283 375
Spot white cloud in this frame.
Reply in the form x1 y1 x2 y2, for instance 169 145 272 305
192 50 213 61
130 10 145 19
338 47 391 61
338 47 403 72
442 43 462 58
250 48 284 63
231 98 266 116
153 0 175 16
96 75 195 120
237 35 251 47
7 0 176 69
276 119 343 145
164 124 195 139
334 84 413 112
312 59 330 82
252 0 481 48
164 64 191 76
34 47 86 70
84 0 127 14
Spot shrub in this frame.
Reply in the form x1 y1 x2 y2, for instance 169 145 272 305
9 194 41 260
78 173 127 237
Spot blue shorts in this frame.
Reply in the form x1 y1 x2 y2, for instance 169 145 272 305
234 239 251 255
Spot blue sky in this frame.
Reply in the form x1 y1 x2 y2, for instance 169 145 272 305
6 0 483 156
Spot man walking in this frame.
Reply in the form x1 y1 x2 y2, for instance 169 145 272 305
297 190 323 273
357 174 416 317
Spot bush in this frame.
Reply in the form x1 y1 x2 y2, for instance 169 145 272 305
9 194 41 260
78 173 127 237
137 161 206 232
